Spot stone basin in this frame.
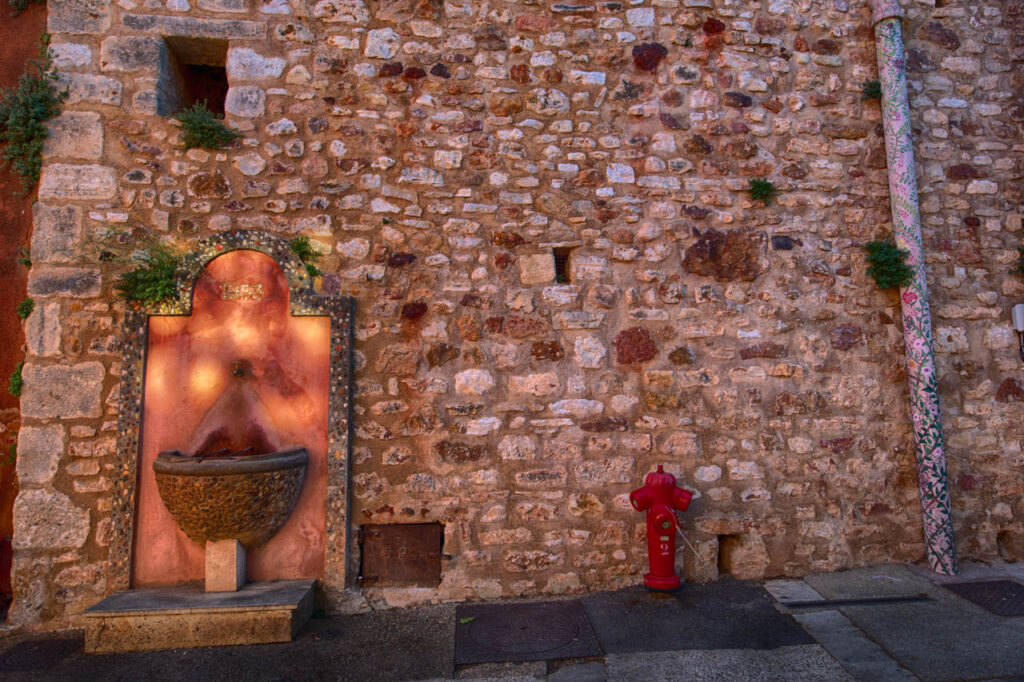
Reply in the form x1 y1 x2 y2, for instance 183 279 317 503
153 447 308 549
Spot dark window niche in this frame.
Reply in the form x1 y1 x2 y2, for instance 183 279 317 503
553 248 572 283
160 37 229 116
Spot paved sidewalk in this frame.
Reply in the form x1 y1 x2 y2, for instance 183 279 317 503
0 561 1021 681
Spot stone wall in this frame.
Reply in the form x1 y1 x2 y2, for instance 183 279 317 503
11 0 1022 628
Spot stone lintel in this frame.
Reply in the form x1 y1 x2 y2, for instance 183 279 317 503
122 14 267 40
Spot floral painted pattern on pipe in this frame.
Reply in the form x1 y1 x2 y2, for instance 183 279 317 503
873 16 957 575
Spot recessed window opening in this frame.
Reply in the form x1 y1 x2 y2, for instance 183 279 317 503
162 37 229 115
553 248 572 283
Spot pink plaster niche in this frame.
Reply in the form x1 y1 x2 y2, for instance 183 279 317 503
133 249 329 586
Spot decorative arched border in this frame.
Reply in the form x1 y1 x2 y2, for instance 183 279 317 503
109 230 356 599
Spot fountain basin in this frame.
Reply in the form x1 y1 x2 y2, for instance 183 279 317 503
153 447 308 549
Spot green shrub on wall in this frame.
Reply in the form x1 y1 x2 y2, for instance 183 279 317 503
290 236 323 279
7 0 44 15
16 297 33 320
114 242 183 304
748 178 778 204
0 34 66 193
176 102 239 150
8 361 23 398
865 239 914 290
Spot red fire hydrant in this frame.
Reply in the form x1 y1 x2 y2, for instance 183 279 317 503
630 465 693 590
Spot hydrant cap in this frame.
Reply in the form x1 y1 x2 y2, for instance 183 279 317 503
644 465 676 489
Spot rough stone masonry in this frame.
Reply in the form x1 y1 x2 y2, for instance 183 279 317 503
11 0 1023 628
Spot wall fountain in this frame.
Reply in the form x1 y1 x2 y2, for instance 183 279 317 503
83 231 354 652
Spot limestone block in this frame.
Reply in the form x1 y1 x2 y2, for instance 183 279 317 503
48 0 110 34
198 0 247 11
122 15 267 39
519 253 555 285
99 36 164 72
15 426 65 487
365 28 400 58
20 362 106 419
225 86 267 118
574 336 607 368
313 0 370 23
31 204 84 263
227 48 286 80
934 326 969 353
43 113 103 161
13 489 90 551
206 540 246 592
38 164 116 201
454 369 495 395
27 267 102 298
25 302 62 356
51 43 92 70
59 73 122 106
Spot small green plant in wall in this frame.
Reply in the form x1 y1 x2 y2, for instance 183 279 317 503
176 102 239 150
862 80 882 101
748 178 778 204
16 297 33 320
8 360 23 398
865 239 914 290
290 236 323 279
7 0 44 15
0 34 67 193
115 241 183 304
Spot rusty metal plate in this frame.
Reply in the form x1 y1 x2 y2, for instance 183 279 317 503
945 580 1024 616
358 523 443 587
454 600 602 665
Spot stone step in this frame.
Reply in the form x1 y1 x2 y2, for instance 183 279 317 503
83 579 315 653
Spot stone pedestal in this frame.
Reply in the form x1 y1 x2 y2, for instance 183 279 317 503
206 539 245 592
83 579 315 653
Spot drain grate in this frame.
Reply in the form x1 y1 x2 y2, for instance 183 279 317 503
945 580 1024 617
454 600 602 665
0 637 81 672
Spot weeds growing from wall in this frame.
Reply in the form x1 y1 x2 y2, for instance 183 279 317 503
8 361 23 398
748 178 778 204
1012 247 1024 275
16 297 33 320
862 80 882 100
290 236 323 279
7 0 43 15
865 239 914 290
114 241 184 304
176 102 239 150
0 34 66 193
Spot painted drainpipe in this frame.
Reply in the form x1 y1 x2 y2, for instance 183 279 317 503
869 0 957 575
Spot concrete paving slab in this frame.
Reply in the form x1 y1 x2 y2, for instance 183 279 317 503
763 579 825 605
793 609 917 682
906 561 1014 585
838 598 1024 681
604 645 853 682
582 580 813 654
803 564 939 600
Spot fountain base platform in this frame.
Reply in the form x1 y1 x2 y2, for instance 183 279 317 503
83 579 315 653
